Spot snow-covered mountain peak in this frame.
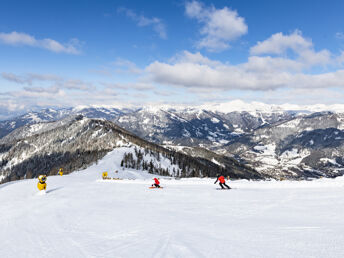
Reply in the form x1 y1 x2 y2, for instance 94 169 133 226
200 99 344 114
199 100 280 114
72 103 135 112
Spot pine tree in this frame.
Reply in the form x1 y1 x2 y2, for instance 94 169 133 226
149 160 154 174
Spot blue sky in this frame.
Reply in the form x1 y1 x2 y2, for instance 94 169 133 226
1 0 344 115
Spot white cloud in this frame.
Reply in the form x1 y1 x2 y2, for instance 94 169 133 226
0 99 27 119
22 86 60 94
147 51 280 90
250 30 332 67
146 58 279 91
118 8 167 39
146 48 344 91
1 72 62 85
102 82 154 91
55 79 96 91
0 73 159 113
170 51 222 66
250 30 311 55
298 49 331 67
5 87 65 98
1 72 95 91
3 28 344 112
0 31 81 54
185 0 203 18
0 86 121 113
185 1 247 52
0 99 25 112
242 56 303 73
0 71 159 112
260 88 344 105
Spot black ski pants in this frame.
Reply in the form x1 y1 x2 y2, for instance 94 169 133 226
219 182 230 189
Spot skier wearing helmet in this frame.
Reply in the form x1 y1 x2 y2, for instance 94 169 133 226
37 175 47 191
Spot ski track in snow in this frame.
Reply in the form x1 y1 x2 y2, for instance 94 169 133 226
1 151 344 258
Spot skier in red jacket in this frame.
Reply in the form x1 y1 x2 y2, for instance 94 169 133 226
214 175 231 189
152 178 161 188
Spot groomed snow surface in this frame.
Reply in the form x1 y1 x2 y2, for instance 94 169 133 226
1 150 344 258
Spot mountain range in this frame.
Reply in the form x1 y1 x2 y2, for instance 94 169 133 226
0 114 261 183
1 100 344 182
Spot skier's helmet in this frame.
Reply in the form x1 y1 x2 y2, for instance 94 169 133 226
38 175 46 182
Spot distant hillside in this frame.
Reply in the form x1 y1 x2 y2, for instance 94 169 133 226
2 104 344 179
0 115 262 184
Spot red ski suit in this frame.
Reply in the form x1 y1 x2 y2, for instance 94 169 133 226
218 176 225 183
154 178 160 185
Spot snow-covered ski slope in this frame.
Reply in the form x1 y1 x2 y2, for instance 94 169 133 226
1 150 344 258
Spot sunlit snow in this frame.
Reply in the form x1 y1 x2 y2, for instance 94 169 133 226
1 150 344 258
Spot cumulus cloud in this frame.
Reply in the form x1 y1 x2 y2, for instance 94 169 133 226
145 48 344 91
250 30 331 67
185 1 247 52
147 58 285 91
3 28 344 112
143 31 342 93
170 51 222 66
118 7 167 39
0 31 82 54
250 30 312 55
